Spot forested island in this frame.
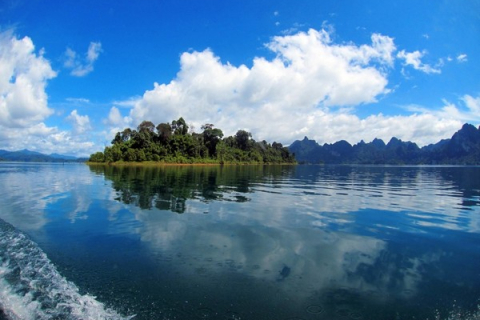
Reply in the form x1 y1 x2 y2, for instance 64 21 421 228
89 120 480 165
89 117 296 164
289 123 480 165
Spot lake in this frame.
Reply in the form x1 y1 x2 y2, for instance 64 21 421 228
0 163 479 320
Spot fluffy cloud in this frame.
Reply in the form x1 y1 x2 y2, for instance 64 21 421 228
117 28 472 147
0 30 56 128
326 113 462 146
64 42 102 77
104 106 132 138
408 95 480 123
457 54 468 63
0 30 97 156
462 95 480 115
106 106 124 126
125 29 397 142
397 50 441 74
67 109 91 134
0 121 96 156
1 28 473 156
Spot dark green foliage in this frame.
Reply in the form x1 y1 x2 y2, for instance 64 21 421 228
171 117 188 135
89 117 296 164
289 123 480 165
137 120 156 134
235 130 252 151
89 152 105 162
202 124 224 156
156 122 172 144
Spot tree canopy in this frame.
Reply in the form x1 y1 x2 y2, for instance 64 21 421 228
89 117 296 164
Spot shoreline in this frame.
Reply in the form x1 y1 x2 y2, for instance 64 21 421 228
85 161 297 167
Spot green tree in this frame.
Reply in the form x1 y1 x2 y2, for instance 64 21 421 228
124 148 137 161
104 145 122 162
235 130 252 151
172 117 189 135
121 128 133 142
89 151 105 162
136 149 147 162
137 120 155 134
111 132 122 145
88 116 296 164
202 124 224 157
156 123 172 144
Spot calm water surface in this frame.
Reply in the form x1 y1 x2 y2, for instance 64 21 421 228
0 163 480 320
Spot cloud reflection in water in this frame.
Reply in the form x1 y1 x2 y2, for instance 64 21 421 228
1 163 479 319
89 164 480 318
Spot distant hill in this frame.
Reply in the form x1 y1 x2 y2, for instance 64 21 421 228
289 123 480 165
0 149 86 162
49 153 79 161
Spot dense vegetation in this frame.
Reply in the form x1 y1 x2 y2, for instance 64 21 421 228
289 123 480 165
89 117 295 164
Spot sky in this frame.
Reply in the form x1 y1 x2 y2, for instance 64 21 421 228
0 0 479 157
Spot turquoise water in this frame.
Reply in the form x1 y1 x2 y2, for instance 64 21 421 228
0 163 480 319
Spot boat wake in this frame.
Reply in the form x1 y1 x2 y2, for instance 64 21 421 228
0 218 134 320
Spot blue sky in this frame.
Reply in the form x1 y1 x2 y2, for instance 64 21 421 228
0 0 479 156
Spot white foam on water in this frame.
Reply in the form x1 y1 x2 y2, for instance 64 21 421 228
0 219 135 320
433 304 480 320
2 216 479 320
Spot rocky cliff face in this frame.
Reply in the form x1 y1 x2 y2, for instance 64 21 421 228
446 124 480 157
289 123 480 164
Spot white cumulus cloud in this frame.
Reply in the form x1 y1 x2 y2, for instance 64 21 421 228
95 27 478 150
397 50 441 74
104 106 132 137
67 109 91 134
0 31 98 157
126 28 397 143
462 95 480 114
64 41 102 77
0 30 56 128
0 121 96 157
457 54 468 63
105 28 478 148
404 95 480 133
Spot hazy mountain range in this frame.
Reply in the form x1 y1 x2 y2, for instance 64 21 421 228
2 123 479 164
288 123 480 165
0 149 86 162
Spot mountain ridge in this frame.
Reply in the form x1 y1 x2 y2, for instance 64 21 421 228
288 123 480 165
0 149 86 162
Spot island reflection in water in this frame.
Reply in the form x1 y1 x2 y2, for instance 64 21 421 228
84 164 480 319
